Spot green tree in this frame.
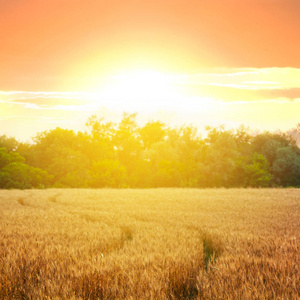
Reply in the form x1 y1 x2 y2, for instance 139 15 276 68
113 113 142 186
142 138 182 187
233 153 272 187
114 113 141 162
202 127 238 187
272 147 300 186
139 121 166 150
30 128 90 186
0 147 24 168
0 147 51 189
252 132 300 186
0 135 19 152
89 159 126 188
85 115 116 161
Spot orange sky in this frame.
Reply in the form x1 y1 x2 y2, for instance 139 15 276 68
1 0 300 90
0 0 300 140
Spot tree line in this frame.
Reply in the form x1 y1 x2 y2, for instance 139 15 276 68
1 113 300 189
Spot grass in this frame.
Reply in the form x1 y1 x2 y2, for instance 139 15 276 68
17 197 25 206
201 231 223 270
0 188 299 299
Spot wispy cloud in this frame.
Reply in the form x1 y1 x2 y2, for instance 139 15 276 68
172 68 300 91
1 68 300 113
12 98 93 107
0 91 88 98
0 91 98 111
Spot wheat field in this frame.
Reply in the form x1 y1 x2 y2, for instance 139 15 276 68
0 188 299 299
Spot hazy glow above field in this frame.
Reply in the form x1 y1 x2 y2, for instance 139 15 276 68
1 0 300 140
1 67 300 141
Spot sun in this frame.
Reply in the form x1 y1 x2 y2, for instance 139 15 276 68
89 69 184 110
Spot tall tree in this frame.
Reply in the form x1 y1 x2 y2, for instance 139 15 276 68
30 128 90 186
0 147 51 189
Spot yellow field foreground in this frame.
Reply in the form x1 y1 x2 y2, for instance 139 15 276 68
0 189 299 299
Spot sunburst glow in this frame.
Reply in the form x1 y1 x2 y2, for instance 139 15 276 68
89 69 184 110
1 0 300 140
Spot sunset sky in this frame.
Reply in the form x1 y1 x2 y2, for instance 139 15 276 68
1 0 300 141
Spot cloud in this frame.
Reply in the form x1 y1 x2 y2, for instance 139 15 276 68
12 97 90 107
1 67 300 108
258 88 300 101
174 68 300 89
169 68 300 102
183 86 300 102
0 91 98 111
0 91 89 100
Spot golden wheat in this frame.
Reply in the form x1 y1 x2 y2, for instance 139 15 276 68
0 188 299 299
